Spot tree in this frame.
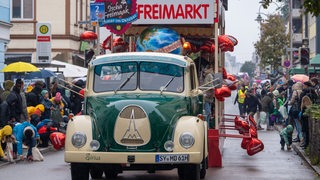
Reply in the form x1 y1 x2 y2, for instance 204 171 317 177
240 61 256 78
254 14 289 73
261 0 320 17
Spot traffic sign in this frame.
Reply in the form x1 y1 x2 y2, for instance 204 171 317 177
90 3 105 22
78 21 91 24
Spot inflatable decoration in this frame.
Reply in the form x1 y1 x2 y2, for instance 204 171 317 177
248 115 257 128
80 31 97 41
227 74 236 81
249 126 258 138
241 137 251 150
218 35 235 52
136 26 183 55
50 132 66 150
222 67 228 79
237 120 250 135
200 40 215 53
247 138 264 156
219 85 231 98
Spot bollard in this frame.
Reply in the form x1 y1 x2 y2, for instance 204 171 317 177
207 129 222 167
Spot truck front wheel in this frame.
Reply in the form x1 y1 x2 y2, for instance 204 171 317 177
178 164 200 180
71 163 89 180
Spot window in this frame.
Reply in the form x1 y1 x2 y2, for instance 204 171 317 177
12 0 33 19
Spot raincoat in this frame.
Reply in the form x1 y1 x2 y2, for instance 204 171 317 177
0 125 12 157
13 121 39 156
280 125 293 146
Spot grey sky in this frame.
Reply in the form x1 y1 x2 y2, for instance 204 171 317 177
225 0 280 63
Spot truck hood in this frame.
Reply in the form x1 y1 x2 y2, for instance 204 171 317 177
85 93 189 152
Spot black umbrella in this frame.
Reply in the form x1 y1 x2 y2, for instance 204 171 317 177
24 69 56 79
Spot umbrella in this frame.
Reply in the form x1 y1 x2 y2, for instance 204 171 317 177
291 74 309 83
24 69 56 79
80 31 97 41
1 61 40 73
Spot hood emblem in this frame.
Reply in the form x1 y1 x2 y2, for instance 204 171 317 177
114 105 151 146
121 109 143 144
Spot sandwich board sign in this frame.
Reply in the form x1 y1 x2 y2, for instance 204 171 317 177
36 22 52 63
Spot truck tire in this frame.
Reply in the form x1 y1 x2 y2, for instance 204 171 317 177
90 165 104 179
200 157 208 179
178 164 200 180
104 169 118 179
71 163 89 180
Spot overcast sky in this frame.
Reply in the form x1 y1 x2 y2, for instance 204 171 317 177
225 0 281 63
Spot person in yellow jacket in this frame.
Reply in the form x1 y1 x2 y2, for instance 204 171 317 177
234 84 247 116
0 125 13 161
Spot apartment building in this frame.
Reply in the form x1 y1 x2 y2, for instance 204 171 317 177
0 0 12 82
6 0 92 67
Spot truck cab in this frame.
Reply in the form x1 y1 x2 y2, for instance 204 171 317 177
64 52 208 180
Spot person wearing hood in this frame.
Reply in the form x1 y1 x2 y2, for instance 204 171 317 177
40 90 53 120
280 124 293 151
26 81 43 107
6 79 23 123
0 125 12 161
0 80 14 102
13 120 39 161
70 79 84 115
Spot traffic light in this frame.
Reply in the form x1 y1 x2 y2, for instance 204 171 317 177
299 47 310 65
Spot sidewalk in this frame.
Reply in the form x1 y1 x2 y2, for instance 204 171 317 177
274 124 320 176
0 145 54 168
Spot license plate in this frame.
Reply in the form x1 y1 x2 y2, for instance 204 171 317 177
155 154 189 163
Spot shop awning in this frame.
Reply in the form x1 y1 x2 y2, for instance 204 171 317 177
289 66 320 74
310 54 320 67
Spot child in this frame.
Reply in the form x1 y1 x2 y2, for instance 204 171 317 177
0 125 13 161
280 124 293 150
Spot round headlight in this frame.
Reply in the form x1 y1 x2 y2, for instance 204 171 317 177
90 140 100 151
71 132 87 148
164 140 174 152
179 132 195 149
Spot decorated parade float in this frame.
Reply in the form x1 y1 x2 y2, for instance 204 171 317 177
64 1 264 179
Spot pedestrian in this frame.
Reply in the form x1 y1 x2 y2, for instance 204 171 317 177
280 124 293 151
234 84 247 116
13 119 40 161
243 88 261 120
202 65 214 124
50 92 64 125
0 125 12 161
19 80 28 122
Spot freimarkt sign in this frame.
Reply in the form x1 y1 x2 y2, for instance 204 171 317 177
36 22 51 63
133 0 216 25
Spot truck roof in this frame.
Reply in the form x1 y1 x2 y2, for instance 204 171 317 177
91 52 192 68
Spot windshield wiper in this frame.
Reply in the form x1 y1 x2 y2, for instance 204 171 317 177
114 72 136 94
160 74 176 95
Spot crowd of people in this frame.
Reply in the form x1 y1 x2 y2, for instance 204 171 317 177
0 78 85 161
234 77 320 151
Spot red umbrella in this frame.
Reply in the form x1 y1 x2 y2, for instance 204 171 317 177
80 31 97 41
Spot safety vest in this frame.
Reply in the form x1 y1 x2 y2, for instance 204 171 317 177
238 90 246 104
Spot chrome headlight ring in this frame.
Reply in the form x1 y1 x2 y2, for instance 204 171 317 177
179 132 195 149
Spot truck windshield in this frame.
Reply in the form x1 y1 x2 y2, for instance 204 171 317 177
93 61 184 93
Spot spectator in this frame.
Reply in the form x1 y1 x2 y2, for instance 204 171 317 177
280 124 293 151
0 80 14 102
13 120 40 161
50 92 64 124
6 79 23 123
0 125 12 161
260 92 274 130
41 90 53 120
243 88 261 119
19 80 28 122
70 80 84 115
202 65 214 124
300 95 313 149
26 81 43 107
288 82 303 143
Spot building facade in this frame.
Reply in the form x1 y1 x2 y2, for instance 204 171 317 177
6 0 92 66
0 0 12 82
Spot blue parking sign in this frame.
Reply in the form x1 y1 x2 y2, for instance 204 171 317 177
90 3 105 22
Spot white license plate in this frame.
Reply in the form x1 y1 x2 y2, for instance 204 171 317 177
155 154 189 163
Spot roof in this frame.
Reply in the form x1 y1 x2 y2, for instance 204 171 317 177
43 60 87 78
310 54 320 66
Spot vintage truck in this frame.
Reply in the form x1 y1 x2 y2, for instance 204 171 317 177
64 52 208 180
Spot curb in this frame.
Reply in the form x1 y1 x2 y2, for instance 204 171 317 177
274 125 320 176
0 146 53 168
